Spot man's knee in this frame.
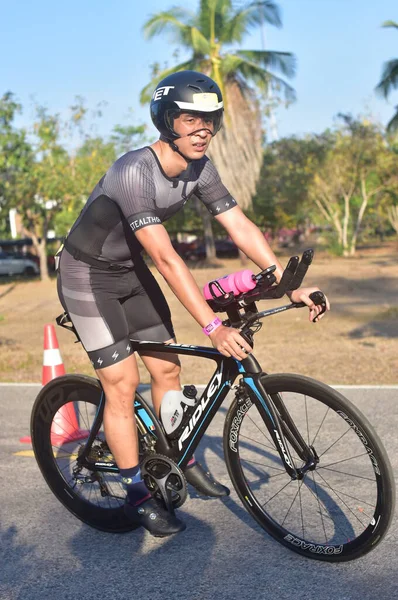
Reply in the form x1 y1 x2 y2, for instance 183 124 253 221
154 357 181 384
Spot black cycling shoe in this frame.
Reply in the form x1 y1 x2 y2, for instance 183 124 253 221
184 462 230 497
124 497 186 537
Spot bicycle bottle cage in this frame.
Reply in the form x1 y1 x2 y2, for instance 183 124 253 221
56 312 81 343
205 264 277 313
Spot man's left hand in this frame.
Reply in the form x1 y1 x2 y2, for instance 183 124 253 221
288 287 330 322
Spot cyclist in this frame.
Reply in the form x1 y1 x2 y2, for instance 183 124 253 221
56 70 330 537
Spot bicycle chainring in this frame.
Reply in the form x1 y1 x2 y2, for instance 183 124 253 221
141 454 188 512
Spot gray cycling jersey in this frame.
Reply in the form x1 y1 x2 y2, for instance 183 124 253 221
65 146 237 267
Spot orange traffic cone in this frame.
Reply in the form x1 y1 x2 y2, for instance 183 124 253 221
20 324 89 444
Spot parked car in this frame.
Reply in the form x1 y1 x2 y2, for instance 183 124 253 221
186 239 239 261
10 251 56 272
0 252 40 277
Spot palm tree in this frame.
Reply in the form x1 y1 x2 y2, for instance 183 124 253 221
376 20 398 135
140 0 296 212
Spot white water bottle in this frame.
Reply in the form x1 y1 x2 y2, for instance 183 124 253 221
160 386 197 436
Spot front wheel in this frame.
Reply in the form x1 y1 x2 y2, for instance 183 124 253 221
224 374 395 562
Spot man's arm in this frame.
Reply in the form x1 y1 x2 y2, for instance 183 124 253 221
134 223 252 359
215 205 330 320
215 205 286 281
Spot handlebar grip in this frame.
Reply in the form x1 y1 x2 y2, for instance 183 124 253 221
286 249 314 291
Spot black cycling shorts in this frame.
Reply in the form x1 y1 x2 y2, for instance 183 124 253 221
57 249 175 369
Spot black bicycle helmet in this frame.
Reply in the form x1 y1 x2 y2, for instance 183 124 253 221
150 70 224 141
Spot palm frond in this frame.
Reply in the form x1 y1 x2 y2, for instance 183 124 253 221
381 20 398 29
191 27 211 55
375 59 398 99
236 49 296 78
143 9 194 46
221 1 281 43
197 0 229 39
222 53 296 102
139 60 207 104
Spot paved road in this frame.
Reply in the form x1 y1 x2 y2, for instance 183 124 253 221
0 384 397 600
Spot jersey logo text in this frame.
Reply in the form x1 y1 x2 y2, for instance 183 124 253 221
130 216 161 232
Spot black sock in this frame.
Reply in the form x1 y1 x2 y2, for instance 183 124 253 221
120 465 151 506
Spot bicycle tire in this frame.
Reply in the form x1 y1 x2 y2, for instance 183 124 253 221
224 373 395 562
31 374 143 533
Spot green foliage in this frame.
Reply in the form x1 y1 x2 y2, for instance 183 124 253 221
252 133 333 231
308 114 398 255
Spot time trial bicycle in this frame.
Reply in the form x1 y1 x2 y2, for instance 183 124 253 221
30 250 395 562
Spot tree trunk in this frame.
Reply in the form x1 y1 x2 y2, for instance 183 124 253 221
387 205 398 234
200 204 216 260
342 194 350 255
38 239 50 281
23 225 50 281
349 176 369 256
194 197 215 260
207 81 263 210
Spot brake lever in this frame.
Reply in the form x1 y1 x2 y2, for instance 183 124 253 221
286 249 314 291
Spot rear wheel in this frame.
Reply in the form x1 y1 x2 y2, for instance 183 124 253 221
224 374 395 562
31 374 155 532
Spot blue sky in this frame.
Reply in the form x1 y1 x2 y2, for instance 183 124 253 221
1 0 397 143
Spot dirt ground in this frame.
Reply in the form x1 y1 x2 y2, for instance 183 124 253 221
0 242 397 385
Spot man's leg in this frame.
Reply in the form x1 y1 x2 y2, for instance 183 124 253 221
96 353 185 536
97 354 140 468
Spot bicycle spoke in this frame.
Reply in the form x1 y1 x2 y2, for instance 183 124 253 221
315 471 372 527
281 479 305 527
239 433 276 453
320 452 369 469
261 479 293 508
313 478 376 511
317 426 352 459
303 473 360 541
319 467 376 482
311 471 328 543
310 405 330 447
240 458 285 472
298 479 305 539
246 412 274 447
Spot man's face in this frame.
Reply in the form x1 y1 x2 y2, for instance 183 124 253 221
172 112 215 159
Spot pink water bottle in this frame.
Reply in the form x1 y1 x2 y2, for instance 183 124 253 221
203 269 257 299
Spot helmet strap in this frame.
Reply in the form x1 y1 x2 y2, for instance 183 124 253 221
160 134 192 163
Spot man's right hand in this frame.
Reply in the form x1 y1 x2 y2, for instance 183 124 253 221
209 325 252 361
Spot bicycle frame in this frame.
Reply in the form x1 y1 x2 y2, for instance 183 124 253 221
77 320 315 479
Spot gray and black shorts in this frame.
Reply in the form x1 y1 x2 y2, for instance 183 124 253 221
57 249 175 370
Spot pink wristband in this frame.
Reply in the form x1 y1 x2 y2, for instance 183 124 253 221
202 317 222 336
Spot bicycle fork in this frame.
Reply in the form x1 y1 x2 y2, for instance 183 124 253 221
242 376 319 480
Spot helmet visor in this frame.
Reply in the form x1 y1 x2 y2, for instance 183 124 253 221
165 109 223 137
